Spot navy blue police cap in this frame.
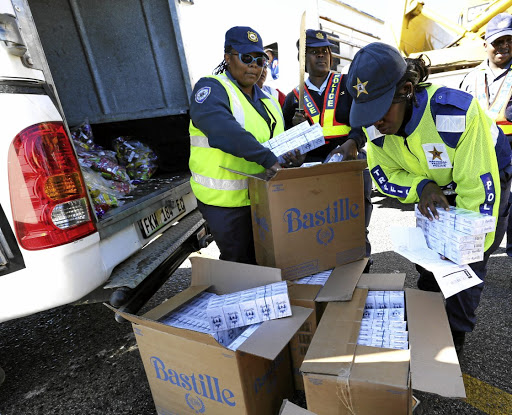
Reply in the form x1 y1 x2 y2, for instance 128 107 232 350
296 29 335 49
346 42 407 128
224 26 268 58
485 13 512 43
305 29 335 48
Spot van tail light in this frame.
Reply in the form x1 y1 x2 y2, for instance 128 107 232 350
8 122 96 250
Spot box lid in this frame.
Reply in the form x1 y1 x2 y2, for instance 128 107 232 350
406 288 466 398
300 293 366 376
279 399 317 414
237 305 313 360
356 273 406 290
222 159 367 182
315 259 369 302
190 255 283 293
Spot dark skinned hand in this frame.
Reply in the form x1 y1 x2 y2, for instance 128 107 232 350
325 139 358 162
418 182 450 221
282 149 306 168
292 109 307 127
265 161 282 179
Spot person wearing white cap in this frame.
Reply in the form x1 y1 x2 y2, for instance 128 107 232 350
460 12 512 257
344 42 512 358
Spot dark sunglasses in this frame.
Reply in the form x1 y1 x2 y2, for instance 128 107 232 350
231 52 268 67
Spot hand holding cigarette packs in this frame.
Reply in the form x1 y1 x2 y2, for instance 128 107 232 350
415 205 495 265
261 121 325 164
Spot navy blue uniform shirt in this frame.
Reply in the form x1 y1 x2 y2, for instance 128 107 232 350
283 72 366 160
189 71 278 169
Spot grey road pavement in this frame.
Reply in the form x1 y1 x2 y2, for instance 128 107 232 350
0 191 510 414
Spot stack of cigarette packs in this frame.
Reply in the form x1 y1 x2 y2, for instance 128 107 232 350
415 205 495 265
261 121 325 164
159 291 262 351
294 269 332 286
357 291 408 350
206 281 291 331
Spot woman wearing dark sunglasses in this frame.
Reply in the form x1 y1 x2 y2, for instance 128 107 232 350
188 26 286 265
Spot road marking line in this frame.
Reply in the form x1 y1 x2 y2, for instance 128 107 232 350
463 374 512 415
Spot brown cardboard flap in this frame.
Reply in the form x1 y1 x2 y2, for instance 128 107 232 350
238 305 312 360
279 399 317 414
143 285 208 321
104 300 221 348
300 302 362 376
356 273 406 290
351 345 410 389
223 159 367 182
190 256 282 293
315 259 368 302
406 288 466 398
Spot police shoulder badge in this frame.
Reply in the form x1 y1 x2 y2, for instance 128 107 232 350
247 31 258 43
353 78 369 97
316 32 325 40
195 86 211 104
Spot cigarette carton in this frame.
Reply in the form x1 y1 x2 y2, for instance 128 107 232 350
301 280 466 415
261 122 325 164
110 257 312 415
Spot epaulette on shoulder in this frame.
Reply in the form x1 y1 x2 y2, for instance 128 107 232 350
431 87 473 112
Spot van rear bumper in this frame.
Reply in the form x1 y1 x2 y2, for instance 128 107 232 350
0 209 205 323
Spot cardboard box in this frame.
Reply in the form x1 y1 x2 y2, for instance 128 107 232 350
111 257 312 415
300 273 466 415
234 160 367 279
288 260 368 390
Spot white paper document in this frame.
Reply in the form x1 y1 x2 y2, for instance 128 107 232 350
390 227 483 298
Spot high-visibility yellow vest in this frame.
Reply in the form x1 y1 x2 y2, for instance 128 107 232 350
189 74 284 207
293 73 351 140
366 84 501 251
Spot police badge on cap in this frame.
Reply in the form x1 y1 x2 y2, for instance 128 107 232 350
224 26 267 56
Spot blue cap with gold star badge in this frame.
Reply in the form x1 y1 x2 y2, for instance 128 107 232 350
346 42 407 128
224 26 268 58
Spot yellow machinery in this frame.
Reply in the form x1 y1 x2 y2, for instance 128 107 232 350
390 0 512 76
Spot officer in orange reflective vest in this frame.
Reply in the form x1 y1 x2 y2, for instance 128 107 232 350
282 29 373 267
460 13 512 257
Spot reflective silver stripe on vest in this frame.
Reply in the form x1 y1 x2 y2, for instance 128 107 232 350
491 122 499 146
190 135 210 148
217 75 245 127
262 89 285 125
192 172 248 190
435 115 465 133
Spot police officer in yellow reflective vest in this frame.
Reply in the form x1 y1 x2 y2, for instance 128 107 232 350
460 13 512 257
347 42 512 357
189 26 284 264
282 29 373 269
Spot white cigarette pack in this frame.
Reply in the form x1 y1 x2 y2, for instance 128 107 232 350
358 290 408 350
261 121 325 164
226 323 262 351
295 269 332 286
415 205 490 265
206 281 292 331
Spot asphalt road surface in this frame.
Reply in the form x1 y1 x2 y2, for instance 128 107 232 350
0 191 510 415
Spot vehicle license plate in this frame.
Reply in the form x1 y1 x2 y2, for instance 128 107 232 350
139 197 186 238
